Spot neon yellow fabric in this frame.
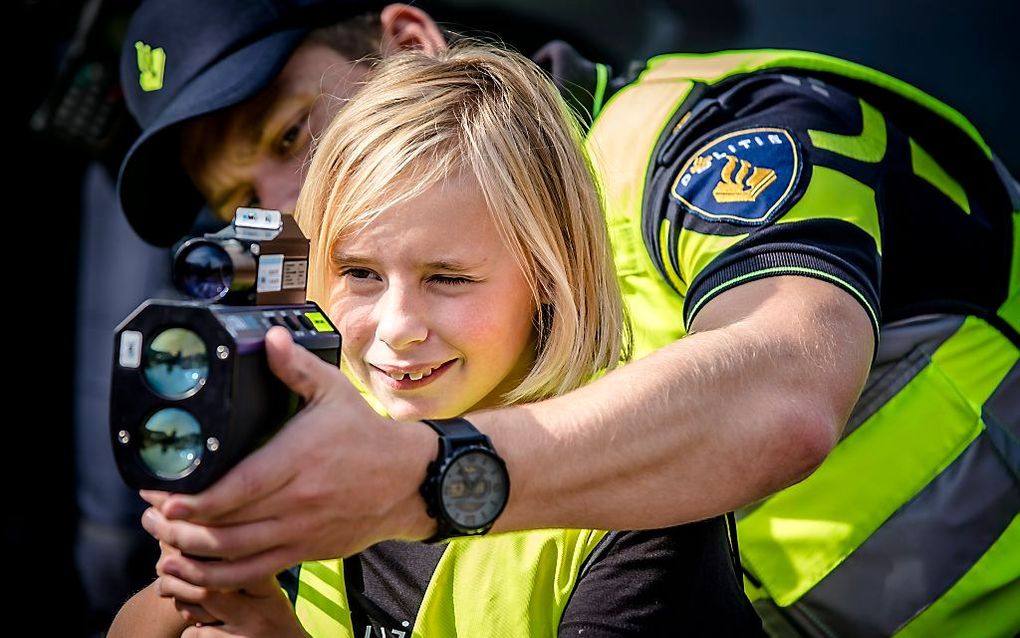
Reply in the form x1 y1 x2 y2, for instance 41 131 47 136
640 50 991 158
656 219 685 293
808 98 887 163
586 76 693 360
909 138 971 215
776 164 882 254
295 531 607 637
415 530 607 637
295 559 351 635
677 230 746 288
739 316 1016 606
587 49 1016 635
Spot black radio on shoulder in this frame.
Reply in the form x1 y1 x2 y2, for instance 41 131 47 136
109 208 339 493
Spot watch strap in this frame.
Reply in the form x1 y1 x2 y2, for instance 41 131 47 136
421 417 491 447
419 417 504 544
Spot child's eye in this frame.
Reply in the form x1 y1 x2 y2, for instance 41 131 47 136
341 268 379 281
430 275 473 286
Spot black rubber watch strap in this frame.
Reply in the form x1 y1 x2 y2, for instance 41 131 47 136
421 417 489 445
419 417 507 544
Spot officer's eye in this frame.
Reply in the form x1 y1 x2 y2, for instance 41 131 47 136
278 110 309 154
280 124 300 151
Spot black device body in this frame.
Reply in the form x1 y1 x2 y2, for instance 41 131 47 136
110 208 340 492
111 300 338 492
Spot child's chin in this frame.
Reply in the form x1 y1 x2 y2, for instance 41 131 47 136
383 397 464 422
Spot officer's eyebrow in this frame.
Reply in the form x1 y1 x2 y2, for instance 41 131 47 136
246 88 308 152
248 102 283 151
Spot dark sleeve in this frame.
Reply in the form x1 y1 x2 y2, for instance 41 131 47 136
558 516 764 637
645 72 885 342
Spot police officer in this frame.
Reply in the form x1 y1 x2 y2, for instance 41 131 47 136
116 1 1019 636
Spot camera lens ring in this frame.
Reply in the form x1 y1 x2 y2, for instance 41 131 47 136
143 327 209 400
173 238 234 301
138 407 204 480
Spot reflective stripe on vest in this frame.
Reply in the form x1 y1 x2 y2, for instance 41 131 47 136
293 529 608 637
585 50 1020 637
295 559 352 635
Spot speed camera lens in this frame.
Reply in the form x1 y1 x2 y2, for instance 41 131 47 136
174 241 233 300
138 408 204 479
143 328 208 399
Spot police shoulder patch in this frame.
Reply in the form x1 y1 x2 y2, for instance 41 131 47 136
670 127 802 225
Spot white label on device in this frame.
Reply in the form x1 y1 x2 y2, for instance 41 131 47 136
235 207 282 230
257 254 284 292
119 331 142 368
283 260 308 290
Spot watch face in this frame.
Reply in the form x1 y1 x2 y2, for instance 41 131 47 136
440 449 508 531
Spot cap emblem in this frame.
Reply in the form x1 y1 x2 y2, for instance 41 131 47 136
135 41 166 92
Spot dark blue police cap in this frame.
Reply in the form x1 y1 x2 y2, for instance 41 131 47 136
117 0 388 246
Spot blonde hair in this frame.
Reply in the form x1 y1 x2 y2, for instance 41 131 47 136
296 43 630 404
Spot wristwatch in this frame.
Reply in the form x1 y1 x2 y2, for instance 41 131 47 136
419 417 510 543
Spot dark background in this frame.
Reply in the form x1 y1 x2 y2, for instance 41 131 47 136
11 0 1016 634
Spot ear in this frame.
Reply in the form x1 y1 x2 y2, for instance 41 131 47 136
379 4 447 56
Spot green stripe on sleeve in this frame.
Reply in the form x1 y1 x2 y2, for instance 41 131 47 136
909 138 971 215
777 165 882 255
658 218 686 293
809 98 887 163
592 63 609 119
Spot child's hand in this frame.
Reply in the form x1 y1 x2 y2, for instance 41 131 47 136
154 540 308 637
155 572 308 637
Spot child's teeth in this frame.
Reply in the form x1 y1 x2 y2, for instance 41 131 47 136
409 372 424 381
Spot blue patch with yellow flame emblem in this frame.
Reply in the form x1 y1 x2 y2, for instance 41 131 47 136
670 127 801 225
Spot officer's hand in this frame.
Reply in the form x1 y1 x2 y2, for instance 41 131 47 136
139 326 436 588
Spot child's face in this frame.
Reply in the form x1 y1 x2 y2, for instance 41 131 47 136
327 171 538 420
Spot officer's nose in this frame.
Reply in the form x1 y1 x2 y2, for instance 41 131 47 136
253 163 302 213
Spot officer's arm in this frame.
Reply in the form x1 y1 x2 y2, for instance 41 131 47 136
135 266 874 583
480 273 872 532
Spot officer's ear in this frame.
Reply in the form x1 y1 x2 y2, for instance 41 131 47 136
379 4 447 56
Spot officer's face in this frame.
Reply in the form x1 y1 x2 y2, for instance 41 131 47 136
327 170 538 421
181 42 373 221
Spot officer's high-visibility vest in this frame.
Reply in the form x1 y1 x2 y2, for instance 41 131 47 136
585 49 1019 637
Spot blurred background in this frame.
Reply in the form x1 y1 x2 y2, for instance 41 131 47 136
11 0 1015 634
